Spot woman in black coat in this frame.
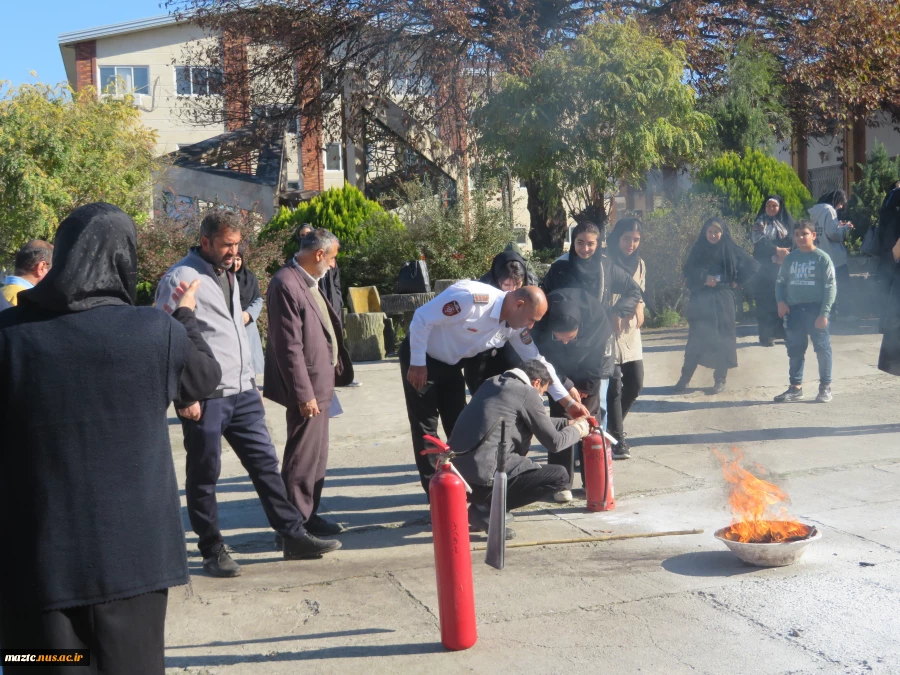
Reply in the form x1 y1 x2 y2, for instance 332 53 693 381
675 217 759 394
463 249 534 394
0 203 221 673
533 288 621 491
878 226 900 376
752 195 794 346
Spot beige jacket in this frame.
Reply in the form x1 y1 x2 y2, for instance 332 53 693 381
612 260 646 364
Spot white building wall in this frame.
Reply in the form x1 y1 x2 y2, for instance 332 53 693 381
95 23 224 156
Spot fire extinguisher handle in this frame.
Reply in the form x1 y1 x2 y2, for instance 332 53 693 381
422 434 451 455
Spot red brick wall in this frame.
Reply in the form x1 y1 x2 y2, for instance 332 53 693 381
223 31 250 131
74 41 97 92
301 117 324 193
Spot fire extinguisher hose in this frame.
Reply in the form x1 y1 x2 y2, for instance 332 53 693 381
471 528 704 551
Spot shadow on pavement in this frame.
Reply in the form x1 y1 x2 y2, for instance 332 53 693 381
661 551 760 577
165 642 445 667
169 628 396 650
636 399 773 414
632 423 900 447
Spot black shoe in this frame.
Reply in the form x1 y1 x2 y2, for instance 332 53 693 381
710 381 726 395
760 339 775 347
816 385 833 403
305 515 345 536
673 377 690 393
202 546 242 578
774 386 803 403
467 506 516 540
283 533 342 559
472 503 513 524
612 444 631 460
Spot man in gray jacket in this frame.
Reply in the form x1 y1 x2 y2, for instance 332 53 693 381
450 360 591 538
156 211 338 578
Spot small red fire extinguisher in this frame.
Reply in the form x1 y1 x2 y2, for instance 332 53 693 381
421 435 477 651
582 417 616 512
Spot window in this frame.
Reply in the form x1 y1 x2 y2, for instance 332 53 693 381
99 66 150 96
175 66 223 97
251 105 298 134
324 143 343 172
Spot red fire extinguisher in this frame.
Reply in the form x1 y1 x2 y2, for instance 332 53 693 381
582 417 616 512
421 435 477 651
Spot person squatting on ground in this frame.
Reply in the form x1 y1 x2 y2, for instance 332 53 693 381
1 239 54 306
462 248 537 395
752 195 795 346
532 287 627 503
400 280 590 495
773 220 837 403
265 228 354 544
605 217 647 457
0 203 222 674
156 210 337 578
233 244 265 377
451 360 592 539
676 218 759 394
808 190 854 321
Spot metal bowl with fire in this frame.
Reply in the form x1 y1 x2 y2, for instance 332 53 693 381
713 449 821 568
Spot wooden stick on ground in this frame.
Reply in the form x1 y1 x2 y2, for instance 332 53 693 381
471 528 704 551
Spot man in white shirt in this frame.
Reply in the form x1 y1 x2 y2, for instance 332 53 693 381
400 280 590 493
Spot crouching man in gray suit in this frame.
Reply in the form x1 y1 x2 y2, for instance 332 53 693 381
450 359 591 539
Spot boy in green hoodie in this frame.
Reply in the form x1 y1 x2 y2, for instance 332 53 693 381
774 220 837 403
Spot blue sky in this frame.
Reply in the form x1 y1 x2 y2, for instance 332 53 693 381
1 1 165 87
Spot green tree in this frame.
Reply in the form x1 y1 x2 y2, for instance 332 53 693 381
0 81 158 258
699 39 790 155
695 149 812 224
475 19 710 229
845 141 900 239
259 183 401 262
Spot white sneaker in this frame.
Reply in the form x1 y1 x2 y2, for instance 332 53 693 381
554 489 573 503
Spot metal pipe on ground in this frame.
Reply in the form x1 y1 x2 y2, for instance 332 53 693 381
471 529 704 551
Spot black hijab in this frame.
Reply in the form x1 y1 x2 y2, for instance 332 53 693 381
21 202 137 313
479 250 536 288
684 218 758 285
533 288 612 381
235 245 262 311
607 217 643 277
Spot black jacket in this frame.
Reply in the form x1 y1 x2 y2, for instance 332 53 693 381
533 288 619 388
0 304 220 613
542 253 643 317
319 265 343 326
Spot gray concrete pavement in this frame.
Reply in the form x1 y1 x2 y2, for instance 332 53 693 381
164 321 900 675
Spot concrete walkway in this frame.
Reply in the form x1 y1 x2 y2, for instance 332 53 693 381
164 321 900 675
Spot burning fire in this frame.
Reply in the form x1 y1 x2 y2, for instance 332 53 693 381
714 448 811 544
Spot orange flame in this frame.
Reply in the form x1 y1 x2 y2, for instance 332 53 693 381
713 448 811 543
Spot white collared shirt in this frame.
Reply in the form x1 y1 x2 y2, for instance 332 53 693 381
409 280 568 401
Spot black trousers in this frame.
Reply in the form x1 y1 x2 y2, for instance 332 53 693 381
470 465 570 511
680 356 727 385
834 264 852 318
548 387 602 489
399 337 468 494
606 360 644 442
180 390 306 557
0 590 167 675
462 343 521 395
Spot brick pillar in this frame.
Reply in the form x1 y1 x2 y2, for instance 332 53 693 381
792 119 809 188
852 114 867 185
222 31 252 173
301 116 324 193
74 41 97 92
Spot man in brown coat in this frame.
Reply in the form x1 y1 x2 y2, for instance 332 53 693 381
265 228 354 536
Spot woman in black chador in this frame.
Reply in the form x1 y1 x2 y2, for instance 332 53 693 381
675 217 759 394
751 195 794 346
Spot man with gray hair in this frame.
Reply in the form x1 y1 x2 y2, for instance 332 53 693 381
266 228 354 538
157 210 338 577
2 240 54 306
